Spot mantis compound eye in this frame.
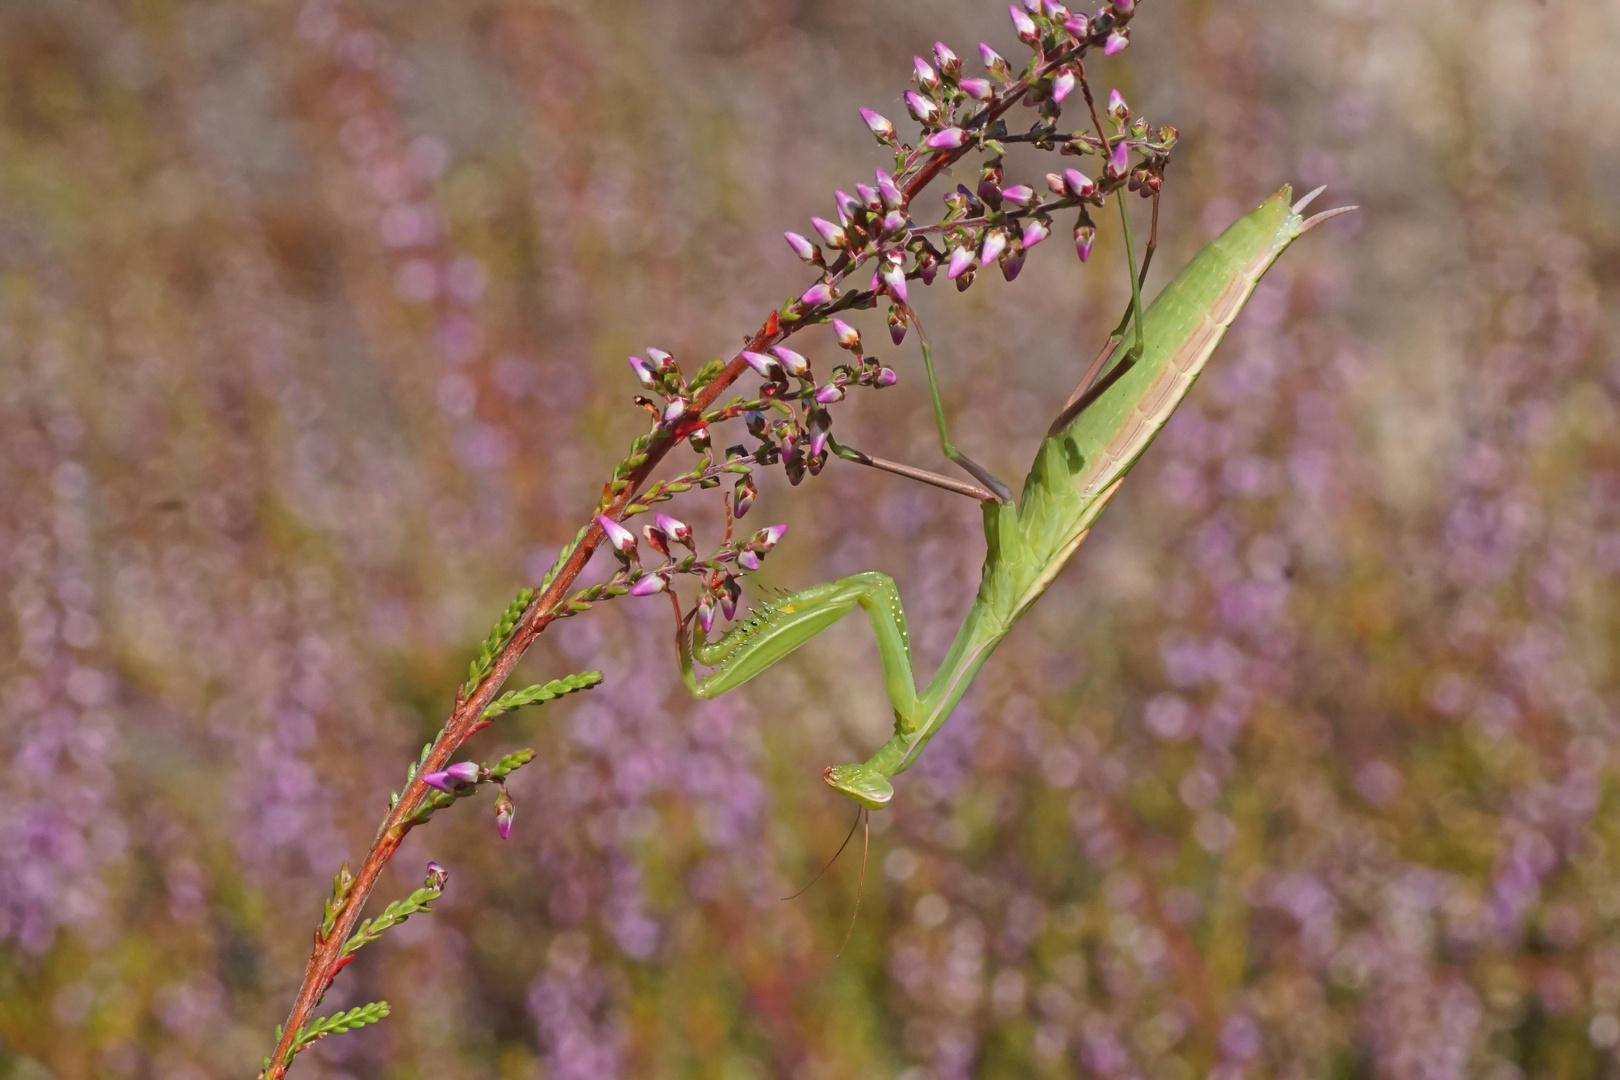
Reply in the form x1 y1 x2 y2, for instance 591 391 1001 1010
823 764 893 810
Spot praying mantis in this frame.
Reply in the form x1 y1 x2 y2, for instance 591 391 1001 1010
674 185 1353 812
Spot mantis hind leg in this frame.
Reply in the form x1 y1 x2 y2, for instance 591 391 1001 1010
895 303 1014 504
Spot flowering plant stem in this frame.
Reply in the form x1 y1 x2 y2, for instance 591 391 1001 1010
256 40 1096 1080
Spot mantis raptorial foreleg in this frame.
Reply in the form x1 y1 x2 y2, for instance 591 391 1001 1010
676 570 923 808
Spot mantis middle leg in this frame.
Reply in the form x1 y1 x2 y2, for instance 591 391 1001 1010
675 571 922 809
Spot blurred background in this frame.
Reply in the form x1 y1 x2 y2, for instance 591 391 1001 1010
3 0 1619 1077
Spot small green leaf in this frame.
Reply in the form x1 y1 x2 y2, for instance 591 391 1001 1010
481 670 604 720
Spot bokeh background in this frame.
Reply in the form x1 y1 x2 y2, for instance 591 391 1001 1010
3 0 1619 1077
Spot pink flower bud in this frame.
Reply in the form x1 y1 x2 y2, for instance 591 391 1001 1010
1046 172 1068 195
1064 168 1095 198
855 183 879 209
913 56 939 89
784 231 818 262
1107 138 1130 180
880 261 908 301
738 549 761 572
1064 14 1090 36
876 367 899 387
771 346 810 377
627 355 656 388
947 245 975 279
494 792 514 840
882 209 908 235
756 524 788 551
815 384 846 405
655 513 692 548
875 169 904 208
733 474 756 518
642 523 670 558
1009 4 1038 43
1104 28 1128 55
719 579 740 620
1052 69 1076 103
645 347 673 370
860 108 897 145
1108 88 1129 120
1043 0 1070 19
597 514 637 557
630 573 668 596
832 318 862 350
1001 246 1025 281
662 399 688 424
811 216 846 247
933 41 961 76
809 429 828 460
924 127 967 150
979 229 1008 267
979 43 1007 72
834 189 860 224
742 350 783 379
905 91 939 125
1074 220 1096 261
425 862 449 890
799 281 836 307
696 594 717 634
959 78 994 101
1112 0 1135 14
1022 219 1051 248
1001 184 1036 206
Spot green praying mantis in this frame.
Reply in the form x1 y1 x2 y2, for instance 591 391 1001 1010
673 184 1353 813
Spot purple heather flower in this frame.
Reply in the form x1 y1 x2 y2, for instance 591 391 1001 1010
655 513 692 548
1108 88 1129 121
924 127 967 150
855 183 878 209
696 594 717 634
947 245 975 279
1022 218 1051 247
771 346 810 377
834 189 860 224
933 41 961 75
1001 184 1036 206
979 43 1006 71
889 315 908 346
1105 28 1129 55
912 55 939 89
423 760 480 791
738 549 761 571
629 573 668 596
733 474 757 518
876 169 904 208
719 579 740 620
1052 69 1076 103
1001 247 1025 281
627 355 656 388
881 261 908 301
784 230 818 262
1064 168 1096 197
799 281 836 307
1107 138 1131 180
756 524 788 550
424 862 449 890
494 795 514 840
1074 221 1096 261
809 429 829 459
980 229 1008 266
662 399 688 424
811 216 846 247
645 347 673 370
875 367 899 387
815 384 846 405
959 78 994 101
832 318 862 351
1064 13 1090 36
597 514 637 557
904 91 938 125
1009 4 1038 43
742 350 783 379
882 209 908 235
860 108 897 144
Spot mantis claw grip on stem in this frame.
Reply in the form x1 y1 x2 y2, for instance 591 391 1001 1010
675 185 1352 811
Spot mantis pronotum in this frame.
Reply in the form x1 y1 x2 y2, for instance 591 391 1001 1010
675 185 1352 817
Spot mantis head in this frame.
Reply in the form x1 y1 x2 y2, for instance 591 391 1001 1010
823 763 893 810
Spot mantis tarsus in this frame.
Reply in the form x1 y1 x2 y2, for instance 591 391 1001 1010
673 185 1353 813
